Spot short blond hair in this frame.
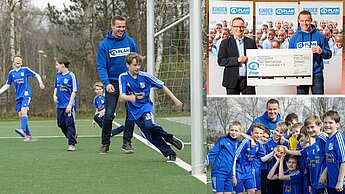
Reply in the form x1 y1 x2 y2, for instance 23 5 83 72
93 82 104 90
275 121 288 134
304 115 322 127
229 121 242 131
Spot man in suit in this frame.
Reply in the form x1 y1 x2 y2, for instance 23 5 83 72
218 17 257 95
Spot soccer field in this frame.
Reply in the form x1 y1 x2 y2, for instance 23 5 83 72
0 119 206 193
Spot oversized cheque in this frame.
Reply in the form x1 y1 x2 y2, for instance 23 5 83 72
246 49 313 86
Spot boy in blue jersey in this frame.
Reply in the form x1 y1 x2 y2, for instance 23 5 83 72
53 56 78 151
322 111 345 194
286 115 328 194
262 122 289 194
0 55 45 142
119 52 184 161
92 82 124 137
296 127 312 194
288 10 332 94
233 123 266 194
260 127 271 194
267 154 303 194
207 121 242 194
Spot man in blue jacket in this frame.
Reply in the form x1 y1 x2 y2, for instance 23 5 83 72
96 15 138 154
289 10 332 95
247 98 282 135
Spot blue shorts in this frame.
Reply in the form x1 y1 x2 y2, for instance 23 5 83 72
235 173 255 193
212 176 233 193
16 97 31 112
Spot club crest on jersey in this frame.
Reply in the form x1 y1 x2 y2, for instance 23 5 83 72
21 72 24 76
316 145 320 152
63 78 69 84
328 143 334 150
140 82 145 88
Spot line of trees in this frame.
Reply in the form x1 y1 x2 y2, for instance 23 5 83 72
207 97 345 143
0 0 201 118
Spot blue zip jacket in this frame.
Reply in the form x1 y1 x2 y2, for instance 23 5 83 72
206 133 238 178
246 111 282 135
96 30 138 86
288 24 332 76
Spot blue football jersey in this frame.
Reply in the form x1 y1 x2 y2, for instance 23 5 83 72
300 132 327 189
6 67 38 100
325 131 345 189
93 92 105 111
54 71 78 109
235 139 265 179
119 71 163 121
283 170 303 194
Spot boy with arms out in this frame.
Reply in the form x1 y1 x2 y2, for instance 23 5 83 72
92 82 125 137
53 56 78 151
0 55 45 142
286 115 328 194
233 123 266 194
322 111 345 194
119 52 184 161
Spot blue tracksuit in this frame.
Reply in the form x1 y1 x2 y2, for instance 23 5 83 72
247 112 282 135
96 30 138 86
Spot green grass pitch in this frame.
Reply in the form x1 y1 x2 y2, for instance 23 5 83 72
0 119 206 193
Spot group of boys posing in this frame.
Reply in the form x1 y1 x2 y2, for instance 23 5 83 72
207 99 345 194
0 15 185 162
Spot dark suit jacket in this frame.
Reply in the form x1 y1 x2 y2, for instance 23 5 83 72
217 35 257 89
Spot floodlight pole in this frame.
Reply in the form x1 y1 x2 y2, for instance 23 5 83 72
190 0 204 177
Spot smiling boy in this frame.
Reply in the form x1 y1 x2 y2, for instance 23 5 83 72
322 111 345 194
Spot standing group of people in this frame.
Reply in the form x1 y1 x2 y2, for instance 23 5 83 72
0 16 184 162
217 10 332 95
207 99 345 194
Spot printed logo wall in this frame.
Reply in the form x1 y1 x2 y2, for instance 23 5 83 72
208 0 253 95
256 2 298 31
254 2 299 94
300 1 343 94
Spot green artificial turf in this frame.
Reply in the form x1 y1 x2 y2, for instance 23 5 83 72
0 119 206 194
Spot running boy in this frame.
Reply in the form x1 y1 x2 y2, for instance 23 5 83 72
53 56 78 151
322 111 345 194
119 52 184 161
92 82 124 138
0 55 45 142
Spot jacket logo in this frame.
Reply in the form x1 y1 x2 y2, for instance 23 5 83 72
109 47 130 57
296 41 318 48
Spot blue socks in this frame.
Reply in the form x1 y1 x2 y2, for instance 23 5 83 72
21 114 31 136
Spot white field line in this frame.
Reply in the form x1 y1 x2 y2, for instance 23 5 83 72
112 121 207 184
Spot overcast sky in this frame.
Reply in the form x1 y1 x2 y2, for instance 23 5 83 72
30 0 72 9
